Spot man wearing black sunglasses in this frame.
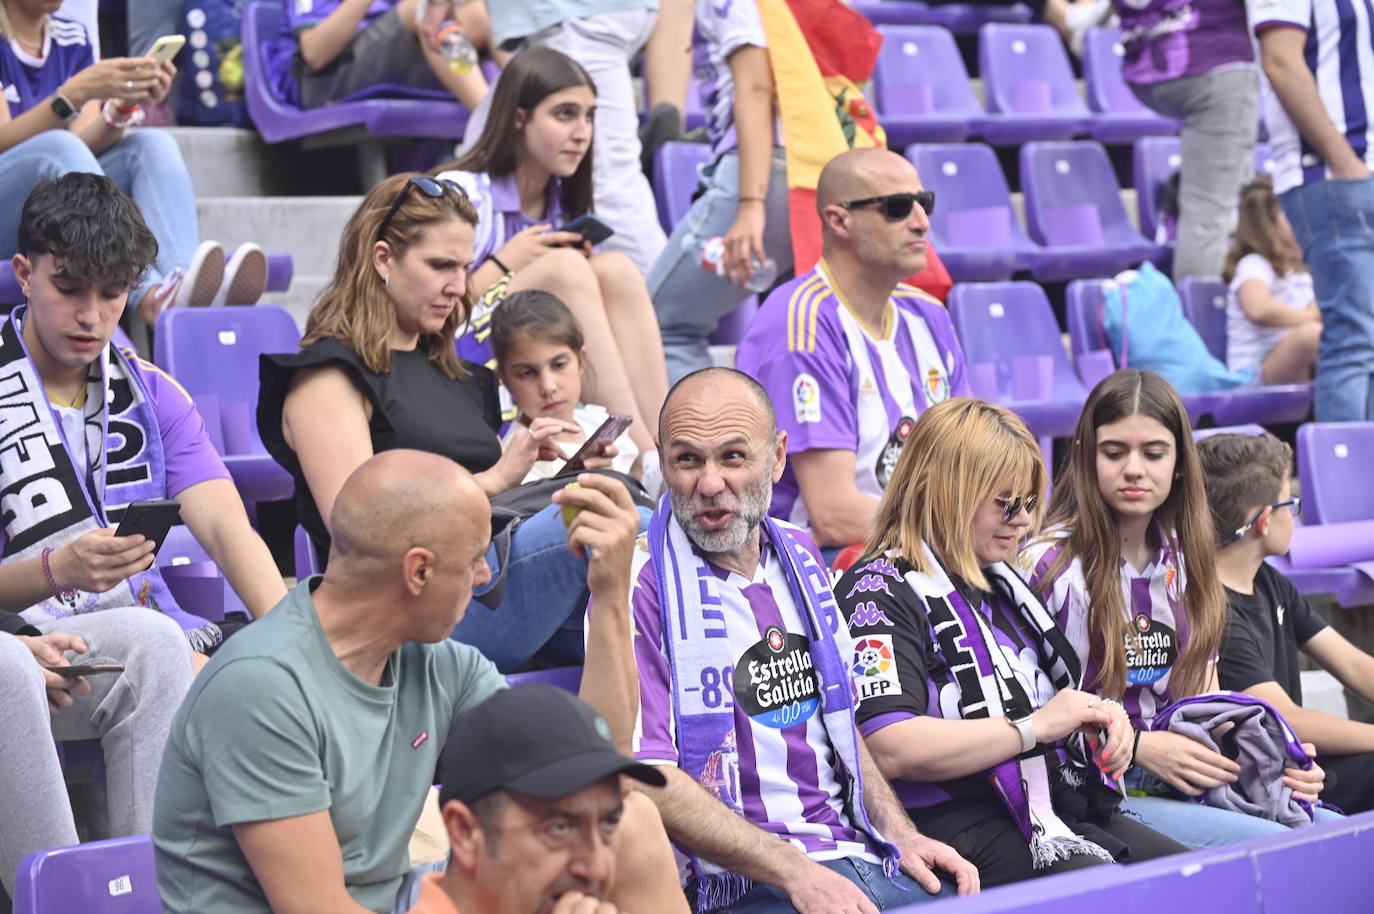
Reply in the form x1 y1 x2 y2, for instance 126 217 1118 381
736 148 970 550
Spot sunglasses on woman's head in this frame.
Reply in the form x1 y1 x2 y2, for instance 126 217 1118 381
993 494 1037 524
839 190 936 221
374 176 468 243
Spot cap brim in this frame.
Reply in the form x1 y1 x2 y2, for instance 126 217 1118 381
506 748 666 798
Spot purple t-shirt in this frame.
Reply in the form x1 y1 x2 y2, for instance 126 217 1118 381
736 263 970 528
0 345 229 555
0 17 95 116
266 0 393 105
1114 0 1253 85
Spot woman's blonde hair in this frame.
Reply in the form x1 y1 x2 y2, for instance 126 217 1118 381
864 397 1047 590
1038 370 1225 700
301 173 479 379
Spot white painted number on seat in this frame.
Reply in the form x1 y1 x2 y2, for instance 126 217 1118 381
1055 160 1070 174
108 875 132 897
218 330 237 345
943 162 958 176
903 41 918 54
989 303 1005 318
1012 40 1026 53
1335 444 1349 458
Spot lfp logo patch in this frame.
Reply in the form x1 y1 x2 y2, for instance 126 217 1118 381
793 373 821 424
852 635 902 702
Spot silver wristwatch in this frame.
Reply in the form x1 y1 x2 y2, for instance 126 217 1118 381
1008 714 1036 753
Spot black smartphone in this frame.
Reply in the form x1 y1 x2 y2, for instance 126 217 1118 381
560 414 633 474
53 662 125 677
113 498 182 553
555 213 615 247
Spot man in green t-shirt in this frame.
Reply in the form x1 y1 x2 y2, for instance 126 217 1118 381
152 449 651 914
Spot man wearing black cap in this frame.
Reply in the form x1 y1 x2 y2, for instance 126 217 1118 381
410 685 671 914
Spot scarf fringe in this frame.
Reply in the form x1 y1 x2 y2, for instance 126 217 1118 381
696 872 752 911
185 622 223 654
1030 834 1116 869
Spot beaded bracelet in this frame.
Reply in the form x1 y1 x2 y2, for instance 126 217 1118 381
101 98 145 130
41 547 77 601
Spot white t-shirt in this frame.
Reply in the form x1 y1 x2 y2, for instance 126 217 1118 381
501 402 640 483
1225 253 1315 371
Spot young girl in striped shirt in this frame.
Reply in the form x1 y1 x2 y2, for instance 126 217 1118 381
1021 369 1328 848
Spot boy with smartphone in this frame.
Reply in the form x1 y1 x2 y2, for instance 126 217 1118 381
1200 432 1374 813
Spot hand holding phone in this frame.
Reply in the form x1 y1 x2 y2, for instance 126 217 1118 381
560 414 632 474
113 499 182 554
53 662 125 678
143 34 186 63
554 213 615 247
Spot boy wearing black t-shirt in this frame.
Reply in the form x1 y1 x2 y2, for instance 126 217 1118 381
1199 432 1374 813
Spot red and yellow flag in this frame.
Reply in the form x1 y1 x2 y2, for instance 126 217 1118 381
757 0 951 301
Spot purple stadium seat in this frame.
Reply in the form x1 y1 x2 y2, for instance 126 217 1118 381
873 26 986 145
154 306 301 511
0 256 293 306
243 0 468 186
156 525 251 622
851 0 933 24
852 0 1033 32
709 297 759 346
948 281 1090 438
1192 423 1268 440
13 835 158 914
1020 141 1163 280
1176 276 1228 361
978 24 1090 145
506 666 583 692
294 523 321 579
1081 26 1180 144
652 141 711 234
906 143 1039 280
1132 135 1181 244
1297 422 1374 525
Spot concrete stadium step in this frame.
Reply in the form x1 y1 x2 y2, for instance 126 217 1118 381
195 196 360 279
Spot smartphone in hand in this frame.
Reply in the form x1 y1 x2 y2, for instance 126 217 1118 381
113 498 182 554
53 662 125 678
143 34 186 63
555 213 615 247
560 414 633 474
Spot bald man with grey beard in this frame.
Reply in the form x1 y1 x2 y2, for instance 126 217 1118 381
154 450 680 914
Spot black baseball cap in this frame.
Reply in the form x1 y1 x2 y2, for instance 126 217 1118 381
438 685 665 807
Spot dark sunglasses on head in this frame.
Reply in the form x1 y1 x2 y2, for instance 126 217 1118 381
993 494 1038 524
839 190 935 221
374 176 468 243
1218 496 1302 547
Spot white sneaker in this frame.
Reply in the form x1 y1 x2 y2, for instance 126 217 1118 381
173 241 226 309
212 242 269 307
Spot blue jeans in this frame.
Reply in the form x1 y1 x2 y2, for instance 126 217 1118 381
1120 768 1338 849
1280 175 1374 420
450 504 651 673
648 150 793 384
0 129 199 308
701 856 955 913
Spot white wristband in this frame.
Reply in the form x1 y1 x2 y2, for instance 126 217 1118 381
1008 714 1036 753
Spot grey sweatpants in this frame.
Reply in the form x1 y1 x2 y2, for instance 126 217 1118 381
1132 64 1259 280
0 607 194 893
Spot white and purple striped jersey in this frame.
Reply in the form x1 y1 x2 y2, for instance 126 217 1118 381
1251 0 1374 193
1022 531 1207 728
736 262 970 528
629 525 881 863
0 17 94 116
692 0 781 160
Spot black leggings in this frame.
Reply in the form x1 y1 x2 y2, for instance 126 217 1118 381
932 811 1189 889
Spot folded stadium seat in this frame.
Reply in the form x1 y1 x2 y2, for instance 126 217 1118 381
1132 135 1181 244
872 26 987 146
243 1 471 186
652 140 712 234
1020 140 1164 280
850 0 935 25
851 0 1033 31
154 306 301 517
157 525 249 623
13 834 157 914
947 281 1091 440
1081 26 1181 144
1176 276 1312 425
978 24 1091 145
906 143 1040 280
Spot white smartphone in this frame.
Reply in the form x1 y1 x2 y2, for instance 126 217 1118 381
143 34 186 63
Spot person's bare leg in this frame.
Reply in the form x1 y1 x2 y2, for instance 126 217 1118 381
643 0 694 113
395 0 491 110
1261 322 1322 384
506 250 658 453
610 790 690 914
590 252 669 443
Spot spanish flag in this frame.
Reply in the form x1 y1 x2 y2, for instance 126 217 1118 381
757 0 952 301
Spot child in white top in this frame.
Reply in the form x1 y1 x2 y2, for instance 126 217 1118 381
1222 175 1321 383
493 289 641 483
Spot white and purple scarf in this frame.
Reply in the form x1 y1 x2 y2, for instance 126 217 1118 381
0 309 219 650
647 498 900 909
909 542 1114 868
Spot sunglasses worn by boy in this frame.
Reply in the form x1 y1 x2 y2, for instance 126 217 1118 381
374 176 468 243
993 494 1037 524
839 190 936 221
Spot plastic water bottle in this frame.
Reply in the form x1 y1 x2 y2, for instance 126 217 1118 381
687 235 777 293
435 21 478 74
